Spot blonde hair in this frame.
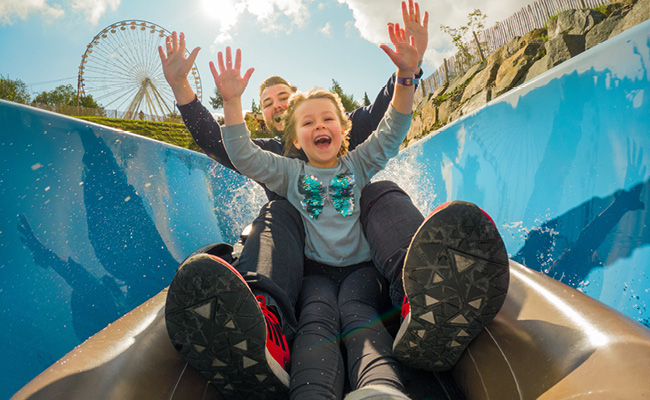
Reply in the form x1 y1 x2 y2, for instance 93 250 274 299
283 89 352 158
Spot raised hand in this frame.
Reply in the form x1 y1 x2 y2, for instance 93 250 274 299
209 46 255 103
158 32 199 87
402 0 429 65
158 31 200 105
380 23 420 77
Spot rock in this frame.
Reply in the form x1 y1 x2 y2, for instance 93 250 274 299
523 54 551 83
494 38 545 97
461 62 500 103
438 93 461 125
586 14 625 50
548 9 607 39
545 34 586 68
459 89 491 117
609 0 650 37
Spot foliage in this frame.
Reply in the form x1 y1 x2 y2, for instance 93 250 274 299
245 114 263 138
251 99 260 113
363 92 371 106
77 116 201 152
32 84 101 108
210 87 224 110
440 9 488 65
330 79 360 112
0 75 31 104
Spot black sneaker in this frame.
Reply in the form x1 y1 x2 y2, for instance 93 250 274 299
393 201 510 371
165 253 290 399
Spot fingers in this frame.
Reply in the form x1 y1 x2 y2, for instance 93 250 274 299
187 46 200 65
410 0 416 22
234 48 242 71
171 31 178 52
226 46 232 69
209 60 219 80
242 67 255 86
157 45 166 62
422 10 429 29
217 50 226 73
165 35 173 55
179 32 186 53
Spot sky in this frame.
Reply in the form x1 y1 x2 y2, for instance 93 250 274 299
0 0 534 114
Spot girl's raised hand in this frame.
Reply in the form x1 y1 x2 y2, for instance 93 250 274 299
379 23 420 77
209 47 254 102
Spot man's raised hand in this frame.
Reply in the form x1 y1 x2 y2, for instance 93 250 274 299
402 0 429 66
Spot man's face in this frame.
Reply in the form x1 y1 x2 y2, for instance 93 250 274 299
261 83 293 133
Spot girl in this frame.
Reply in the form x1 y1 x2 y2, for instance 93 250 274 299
214 22 419 399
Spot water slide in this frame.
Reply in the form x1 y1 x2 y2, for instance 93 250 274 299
3 19 650 400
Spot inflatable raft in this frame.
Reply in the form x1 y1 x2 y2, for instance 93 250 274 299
3 19 650 400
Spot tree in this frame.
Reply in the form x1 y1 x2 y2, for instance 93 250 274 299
330 79 360 112
251 99 260 114
210 87 224 111
0 75 31 104
32 84 101 108
363 92 371 106
440 9 487 65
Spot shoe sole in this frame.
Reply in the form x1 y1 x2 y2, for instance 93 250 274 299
165 254 289 399
393 201 510 371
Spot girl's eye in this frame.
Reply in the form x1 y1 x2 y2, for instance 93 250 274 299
303 121 313 126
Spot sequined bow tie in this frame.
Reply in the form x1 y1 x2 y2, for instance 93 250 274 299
298 172 356 219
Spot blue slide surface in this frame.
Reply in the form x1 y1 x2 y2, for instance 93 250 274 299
1 20 649 399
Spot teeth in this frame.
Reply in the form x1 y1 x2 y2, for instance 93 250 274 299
315 136 331 145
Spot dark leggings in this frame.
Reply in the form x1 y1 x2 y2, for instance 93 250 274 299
290 262 405 400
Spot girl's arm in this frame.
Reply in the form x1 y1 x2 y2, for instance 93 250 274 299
209 47 255 126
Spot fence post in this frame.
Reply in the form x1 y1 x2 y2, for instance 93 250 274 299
472 31 485 60
443 58 450 83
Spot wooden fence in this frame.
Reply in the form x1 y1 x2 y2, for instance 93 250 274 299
414 0 612 103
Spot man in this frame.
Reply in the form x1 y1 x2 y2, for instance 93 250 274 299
158 2 509 399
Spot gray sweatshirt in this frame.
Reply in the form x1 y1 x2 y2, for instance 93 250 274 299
222 105 412 266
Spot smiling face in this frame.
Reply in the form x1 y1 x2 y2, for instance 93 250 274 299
260 83 293 132
292 98 347 168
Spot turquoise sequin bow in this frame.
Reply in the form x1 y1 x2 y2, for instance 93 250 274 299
298 172 355 219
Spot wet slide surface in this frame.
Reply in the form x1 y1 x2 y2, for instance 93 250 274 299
1 19 649 399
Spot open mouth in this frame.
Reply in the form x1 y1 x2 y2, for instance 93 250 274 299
314 135 332 147
273 115 282 123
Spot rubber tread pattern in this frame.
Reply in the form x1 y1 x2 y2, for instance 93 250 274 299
165 254 289 399
393 201 510 371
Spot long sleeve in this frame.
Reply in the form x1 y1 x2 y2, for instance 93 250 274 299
344 105 413 184
177 96 288 200
221 123 297 198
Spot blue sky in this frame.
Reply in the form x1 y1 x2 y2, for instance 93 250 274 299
0 0 530 114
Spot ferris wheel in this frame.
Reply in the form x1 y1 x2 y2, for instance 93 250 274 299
77 20 202 120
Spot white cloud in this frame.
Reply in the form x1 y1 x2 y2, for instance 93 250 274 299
337 0 534 68
207 0 311 45
320 21 332 36
0 0 120 26
0 0 64 25
70 0 120 25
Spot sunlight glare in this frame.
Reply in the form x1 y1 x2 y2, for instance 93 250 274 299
200 0 241 26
